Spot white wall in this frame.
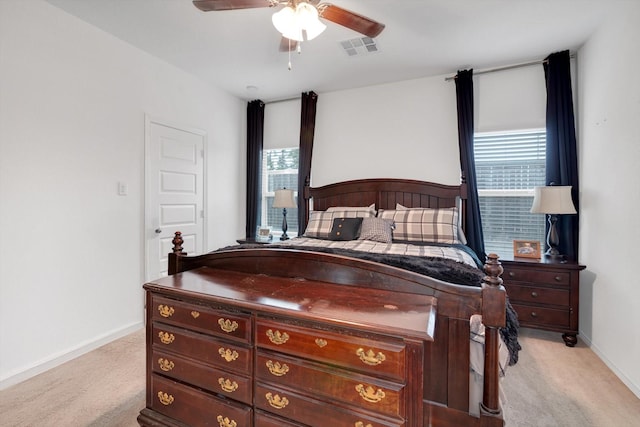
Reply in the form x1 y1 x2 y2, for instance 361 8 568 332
0 0 245 388
577 1 640 397
313 77 460 187
312 67 547 188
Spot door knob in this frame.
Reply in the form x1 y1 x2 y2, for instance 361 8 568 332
155 228 162 234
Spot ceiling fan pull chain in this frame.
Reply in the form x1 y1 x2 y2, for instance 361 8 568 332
288 38 292 70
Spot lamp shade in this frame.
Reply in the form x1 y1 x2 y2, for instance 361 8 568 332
273 188 297 209
272 2 326 42
530 186 577 214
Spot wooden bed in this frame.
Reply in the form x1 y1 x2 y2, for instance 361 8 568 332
138 178 508 427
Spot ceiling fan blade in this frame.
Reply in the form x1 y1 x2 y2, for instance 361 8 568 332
318 4 385 38
193 0 272 12
279 37 299 52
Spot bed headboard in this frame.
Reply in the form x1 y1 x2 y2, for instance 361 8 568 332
304 178 468 230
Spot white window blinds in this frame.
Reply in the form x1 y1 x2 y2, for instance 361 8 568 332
474 130 547 256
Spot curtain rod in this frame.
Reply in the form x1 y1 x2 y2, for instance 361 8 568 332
266 96 299 105
444 53 575 81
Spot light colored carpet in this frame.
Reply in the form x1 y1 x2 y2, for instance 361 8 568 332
502 328 640 426
1 327 639 426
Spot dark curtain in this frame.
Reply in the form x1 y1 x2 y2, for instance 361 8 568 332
297 91 318 231
544 50 579 261
246 99 265 239
455 69 486 260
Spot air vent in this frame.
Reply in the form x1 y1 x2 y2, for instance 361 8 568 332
340 37 379 57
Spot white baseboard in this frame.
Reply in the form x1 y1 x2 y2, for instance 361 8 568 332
580 330 640 399
0 322 143 391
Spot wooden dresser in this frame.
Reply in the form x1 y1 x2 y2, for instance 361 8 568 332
501 258 585 347
137 266 435 427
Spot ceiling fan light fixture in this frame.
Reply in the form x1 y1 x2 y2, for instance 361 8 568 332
272 2 326 42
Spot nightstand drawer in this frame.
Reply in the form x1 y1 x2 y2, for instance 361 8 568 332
503 267 570 286
505 283 570 306
512 303 570 328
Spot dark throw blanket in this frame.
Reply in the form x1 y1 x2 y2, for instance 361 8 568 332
220 243 521 365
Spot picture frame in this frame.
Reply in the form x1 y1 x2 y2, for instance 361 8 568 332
513 240 541 259
256 227 272 242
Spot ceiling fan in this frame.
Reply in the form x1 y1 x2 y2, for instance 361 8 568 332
193 0 386 52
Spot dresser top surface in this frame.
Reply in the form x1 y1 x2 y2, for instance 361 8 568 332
146 267 436 341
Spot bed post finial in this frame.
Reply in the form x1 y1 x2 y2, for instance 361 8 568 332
483 253 503 288
172 231 184 254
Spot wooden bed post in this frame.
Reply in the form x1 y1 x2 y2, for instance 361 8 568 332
168 231 186 276
480 253 506 422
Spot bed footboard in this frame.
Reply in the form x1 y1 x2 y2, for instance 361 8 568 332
167 232 506 426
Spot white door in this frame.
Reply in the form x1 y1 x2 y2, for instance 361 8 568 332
145 116 206 280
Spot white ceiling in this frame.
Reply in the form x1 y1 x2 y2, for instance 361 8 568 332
46 0 613 102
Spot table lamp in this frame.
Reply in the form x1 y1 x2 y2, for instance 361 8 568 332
530 185 577 260
272 188 296 240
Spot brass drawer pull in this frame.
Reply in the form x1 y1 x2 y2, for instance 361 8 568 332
530 312 538 318
531 291 538 298
355 384 386 403
265 392 289 409
218 318 239 333
266 329 289 345
315 338 328 347
555 276 563 282
355 423 373 427
191 311 200 319
158 331 175 345
356 348 386 366
218 378 239 393
218 347 239 362
157 391 174 406
509 272 515 277
157 358 175 372
158 305 174 318
266 360 289 376
216 415 237 427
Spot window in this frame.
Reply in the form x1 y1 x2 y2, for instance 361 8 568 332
474 130 546 256
261 148 299 237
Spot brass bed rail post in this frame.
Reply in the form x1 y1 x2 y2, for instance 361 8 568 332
480 254 506 422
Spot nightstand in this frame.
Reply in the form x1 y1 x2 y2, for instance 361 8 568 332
501 257 586 347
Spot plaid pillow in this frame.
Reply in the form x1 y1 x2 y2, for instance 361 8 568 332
303 211 335 239
327 204 376 217
379 207 460 244
358 217 394 243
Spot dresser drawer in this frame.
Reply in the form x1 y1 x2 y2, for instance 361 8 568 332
256 319 406 381
256 351 404 418
255 410 304 427
503 266 570 286
152 295 251 342
152 323 251 373
150 374 252 427
511 303 571 329
504 283 570 306
255 383 405 427
152 349 252 405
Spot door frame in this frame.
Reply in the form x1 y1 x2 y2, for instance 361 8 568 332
144 114 208 281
